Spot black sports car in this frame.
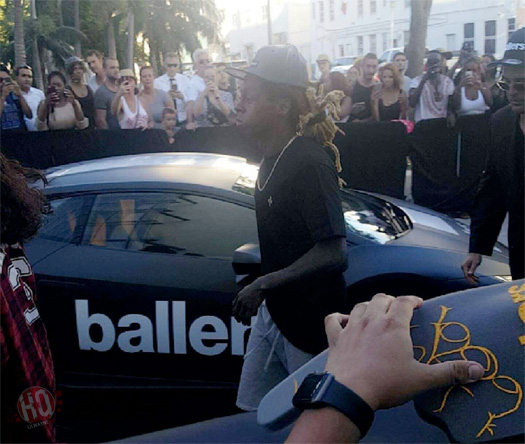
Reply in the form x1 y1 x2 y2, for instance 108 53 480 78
24 153 510 441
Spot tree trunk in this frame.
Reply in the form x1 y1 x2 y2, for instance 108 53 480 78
57 0 64 27
107 12 117 59
126 10 135 69
146 17 158 75
14 0 27 67
32 37 43 90
406 0 433 78
74 0 81 56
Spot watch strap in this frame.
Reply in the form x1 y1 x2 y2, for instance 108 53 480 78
319 377 375 438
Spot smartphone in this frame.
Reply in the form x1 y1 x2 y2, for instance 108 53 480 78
465 70 473 79
171 82 178 92
47 85 56 95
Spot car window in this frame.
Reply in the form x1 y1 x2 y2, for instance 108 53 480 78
39 196 93 243
82 192 258 259
341 190 411 244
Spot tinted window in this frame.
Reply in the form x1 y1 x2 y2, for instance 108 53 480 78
341 190 411 244
82 193 258 259
39 196 92 243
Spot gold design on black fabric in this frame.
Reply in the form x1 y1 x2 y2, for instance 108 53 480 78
413 305 523 439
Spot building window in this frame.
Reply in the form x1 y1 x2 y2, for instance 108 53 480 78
370 0 376 14
485 20 496 54
245 10 251 24
319 1 324 23
369 34 377 54
508 18 516 39
358 36 364 55
339 44 345 57
382 32 388 51
464 23 474 39
312 2 316 19
383 0 387 6
358 0 364 16
393 38 398 47
464 22 474 51
404 30 409 46
262 5 268 20
405 0 410 7
329 0 334 20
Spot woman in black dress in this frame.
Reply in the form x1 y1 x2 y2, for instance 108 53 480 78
66 57 95 128
371 63 407 121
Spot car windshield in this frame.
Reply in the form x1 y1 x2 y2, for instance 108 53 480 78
334 57 353 66
341 190 412 244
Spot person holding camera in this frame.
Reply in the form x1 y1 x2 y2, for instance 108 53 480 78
36 71 88 131
0 65 32 132
192 66 234 127
111 69 150 130
453 58 492 116
153 52 190 126
409 52 455 124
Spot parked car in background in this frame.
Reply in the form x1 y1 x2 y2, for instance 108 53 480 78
379 47 405 64
25 153 510 442
330 56 357 74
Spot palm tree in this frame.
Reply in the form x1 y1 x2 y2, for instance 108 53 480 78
406 0 433 78
14 0 27 66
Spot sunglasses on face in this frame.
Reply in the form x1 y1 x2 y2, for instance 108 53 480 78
0 77 10 83
167 63 178 68
496 77 525 92
198 59 210 64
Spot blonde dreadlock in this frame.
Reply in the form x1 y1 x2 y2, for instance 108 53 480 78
259 79 346 187
296 84 346 187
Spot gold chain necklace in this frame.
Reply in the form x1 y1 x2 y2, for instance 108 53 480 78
257 135 298 192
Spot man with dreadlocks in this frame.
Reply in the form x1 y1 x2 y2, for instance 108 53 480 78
227 45 349 411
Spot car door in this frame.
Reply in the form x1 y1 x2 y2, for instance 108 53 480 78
31 190 259 389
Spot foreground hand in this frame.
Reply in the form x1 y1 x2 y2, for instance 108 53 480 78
461 253 482 285
232 277 266 325
324 294 484 411
185 121 197 130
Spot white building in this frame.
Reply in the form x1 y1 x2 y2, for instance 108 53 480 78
217 0 312 62
310 0 518 62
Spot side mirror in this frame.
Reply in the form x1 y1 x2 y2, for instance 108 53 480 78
232 243 261 281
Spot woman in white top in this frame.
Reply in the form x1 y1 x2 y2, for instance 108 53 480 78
111 69 150 129
36 71 88 130
453 59 492 116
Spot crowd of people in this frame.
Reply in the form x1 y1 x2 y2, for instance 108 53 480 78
316 47 508 125
0 47 239 142
1 43 511 142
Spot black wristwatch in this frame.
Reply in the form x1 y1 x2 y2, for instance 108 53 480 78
292 372 375 438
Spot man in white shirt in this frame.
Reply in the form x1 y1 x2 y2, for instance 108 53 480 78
86 49 105 94
15 65 44 132
185 48 211 130
393 52 412 93
153 52 190 126
409 52 455 124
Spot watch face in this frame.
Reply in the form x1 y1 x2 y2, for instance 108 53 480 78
293 373 332 406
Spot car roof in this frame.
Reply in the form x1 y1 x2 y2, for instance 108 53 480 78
44 153 259 193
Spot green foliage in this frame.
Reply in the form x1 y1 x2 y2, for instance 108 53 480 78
1 0 222 72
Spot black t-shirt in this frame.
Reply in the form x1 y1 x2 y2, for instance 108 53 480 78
255 136 347 354
350 81 373 120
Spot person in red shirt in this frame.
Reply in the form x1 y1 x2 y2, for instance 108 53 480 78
1 153 56 443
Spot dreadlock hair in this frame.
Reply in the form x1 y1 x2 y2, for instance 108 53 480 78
258 79 345 186
0 154 49 245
